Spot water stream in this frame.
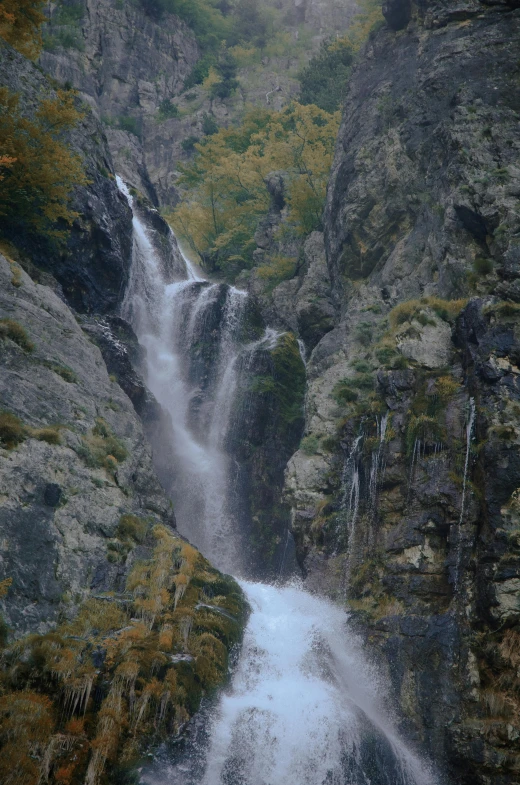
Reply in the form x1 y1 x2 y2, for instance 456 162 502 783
117 179 437 785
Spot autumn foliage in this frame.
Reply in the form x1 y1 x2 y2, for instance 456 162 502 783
171 102 340 277
0 0 46 59
0 525 246 785
0 87 87 237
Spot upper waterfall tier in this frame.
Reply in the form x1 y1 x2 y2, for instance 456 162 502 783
117 177 299 577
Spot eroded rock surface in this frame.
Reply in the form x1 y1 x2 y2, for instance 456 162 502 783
283 2 520 782
0 254 174 635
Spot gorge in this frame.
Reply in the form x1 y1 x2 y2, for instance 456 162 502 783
118 175 436 784
0 0 520 784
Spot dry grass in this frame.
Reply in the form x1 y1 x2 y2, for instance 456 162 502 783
0 318 34 352
389 297 468 331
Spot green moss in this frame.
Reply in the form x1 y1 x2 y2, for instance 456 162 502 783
332 382 358 405
269 332 306 425
300 434 320 455
350 359 372 373
117 514 150 544
250 375 277 395
0 319 34 352
355 321 374 346
76 418 128 472
389 297 467 330
406 414 446 454
43 360 77 383
486 301 520 319
33 427 61 445
473 256 493 276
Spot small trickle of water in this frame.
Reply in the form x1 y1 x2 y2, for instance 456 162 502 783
454 397 476 589
297 338 307 366
337 434 363 554
369 412 388 510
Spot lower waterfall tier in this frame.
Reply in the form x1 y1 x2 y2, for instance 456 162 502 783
143 582 436 785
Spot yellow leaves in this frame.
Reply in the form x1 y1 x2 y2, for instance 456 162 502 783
202 66 221 90
335 0 384 53
0 155 16 182
0 519 243 785
0 86 87 237
0 0 46 59
171 102 339 276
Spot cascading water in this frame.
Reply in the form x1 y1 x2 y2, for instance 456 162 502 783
336 435 362 556
454 397 476 590
117 179 437 785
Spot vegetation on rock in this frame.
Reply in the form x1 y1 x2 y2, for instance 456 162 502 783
0 0 46 58
0 86 87 237
170 103 339 278
0 525 247 785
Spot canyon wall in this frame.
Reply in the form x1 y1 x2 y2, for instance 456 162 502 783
278 1 520 781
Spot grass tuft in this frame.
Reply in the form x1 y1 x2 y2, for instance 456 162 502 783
0 319 34 351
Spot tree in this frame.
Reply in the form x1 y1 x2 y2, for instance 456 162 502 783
0 0 46 59
0 87 88 237
298 38 354 112
170 103 340 277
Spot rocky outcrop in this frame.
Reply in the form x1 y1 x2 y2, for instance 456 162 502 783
0 253 174 634
0 250 249 783
0 43 133 314
284 1 520 782
40 0 198 204
39 0 358 209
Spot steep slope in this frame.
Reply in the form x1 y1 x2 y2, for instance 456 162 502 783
0 42 133 313
39 0 358 208
283 1 520 782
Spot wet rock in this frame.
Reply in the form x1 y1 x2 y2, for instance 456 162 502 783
382 0 412 29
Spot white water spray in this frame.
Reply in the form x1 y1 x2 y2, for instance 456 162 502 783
145 583 436 785
117 179 437 785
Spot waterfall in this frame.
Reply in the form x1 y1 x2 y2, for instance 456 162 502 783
145 583 436 785
337 434 362 554
117 177 247 572
117 179 438 785
454 397 476 589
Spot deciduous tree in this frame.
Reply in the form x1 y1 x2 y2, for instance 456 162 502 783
0 0 46 59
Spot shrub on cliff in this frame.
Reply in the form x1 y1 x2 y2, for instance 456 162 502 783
299 38 354 113
0 87 88 238
0 527 247 785
170 103 339 278
0 0 46 58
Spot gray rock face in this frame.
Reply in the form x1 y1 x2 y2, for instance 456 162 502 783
283 3 520 782
325 2 520 307
0 43 133 314
0 254 174 636
382 0 412 28
40 0 199 204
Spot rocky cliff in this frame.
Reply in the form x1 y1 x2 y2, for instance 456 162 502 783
0 42 133 313
0 34 248 785
39 0 357 209
279 1 520 782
